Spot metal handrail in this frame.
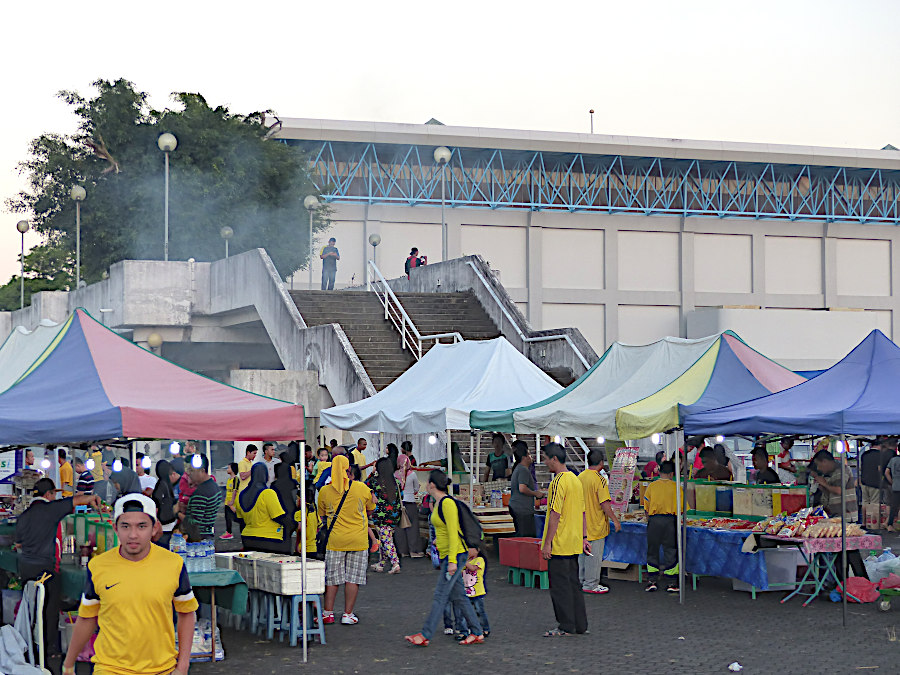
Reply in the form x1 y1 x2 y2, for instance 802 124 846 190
368 260 462 360
464 260 591 370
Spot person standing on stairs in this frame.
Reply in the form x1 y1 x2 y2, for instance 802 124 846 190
405 247 427 278
320 237 340 290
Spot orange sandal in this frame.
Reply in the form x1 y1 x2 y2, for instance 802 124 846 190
459 634 485 645
405 633 429 647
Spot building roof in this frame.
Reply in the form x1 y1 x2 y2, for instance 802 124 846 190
272 117 900 170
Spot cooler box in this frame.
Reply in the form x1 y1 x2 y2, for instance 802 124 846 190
232 553 326 595
733 488 753 516
751 488 773 517
732 548 803 592
781 488 806 515
715 486 733 514
214 552 244 570
518 538 548 572
695 484 716 512
499 538 530 567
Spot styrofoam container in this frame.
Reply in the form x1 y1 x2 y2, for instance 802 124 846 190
233 553 325 595
732 548 803 593
215 552 244 570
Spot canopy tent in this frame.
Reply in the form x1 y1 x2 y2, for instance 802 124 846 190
470 332 803 439
0 308 305 444
0 319 61 393
683 329 900 437
320 337 562 434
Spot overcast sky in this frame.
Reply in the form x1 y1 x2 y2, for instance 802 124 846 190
2 0 898 285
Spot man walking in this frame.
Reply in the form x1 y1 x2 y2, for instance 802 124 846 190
318 455 375 625
62 494 198 675
578 449 620 595
320 237 340 290
540 443 590 637
182 454 223 540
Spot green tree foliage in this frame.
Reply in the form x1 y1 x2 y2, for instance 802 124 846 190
6 78 324 294
0 239 74 311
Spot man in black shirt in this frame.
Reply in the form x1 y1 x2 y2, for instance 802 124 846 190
320 237 340 290
182 455 222 541
860 439 885 507
482 433 512 482
16 478 99 655
752 447 780 485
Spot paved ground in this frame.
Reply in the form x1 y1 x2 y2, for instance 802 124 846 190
60 527 900 674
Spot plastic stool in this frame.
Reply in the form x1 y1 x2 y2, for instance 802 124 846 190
281 594 326 647
529 570 550 590
263 593 284 640
507 567 526 585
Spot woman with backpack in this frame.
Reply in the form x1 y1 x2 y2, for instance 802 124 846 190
404 470 484 647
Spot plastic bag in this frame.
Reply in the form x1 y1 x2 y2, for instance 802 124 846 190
877 573 900 590
864 555 879 582
839 576 880 603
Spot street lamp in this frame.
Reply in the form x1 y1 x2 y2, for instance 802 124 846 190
367 233 381 290
70 185 86 287
433 146 451 261
303 195 320 290
220 226 234 259
16 220 29 309
157 133 178 261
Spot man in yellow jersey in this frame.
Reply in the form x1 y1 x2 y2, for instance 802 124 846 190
238 444 259 494
540 443 590 637
58 448 74 497
352 438 369 480
62 493 198 675
641 459 682 593
578 449 621 595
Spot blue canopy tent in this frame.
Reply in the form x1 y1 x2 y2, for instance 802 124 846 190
682 329 900 626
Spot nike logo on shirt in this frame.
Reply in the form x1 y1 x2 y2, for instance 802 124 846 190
105 583 119 590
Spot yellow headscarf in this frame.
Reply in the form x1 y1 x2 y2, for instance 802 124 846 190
331 454 350 493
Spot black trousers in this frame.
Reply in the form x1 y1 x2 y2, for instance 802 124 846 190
18 560 62 656
510 508 536 538
224 506 238 534
647 514 678 580
547 554 587 634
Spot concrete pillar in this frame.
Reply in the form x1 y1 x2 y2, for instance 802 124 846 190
526 211 543 326
604 226 619 346
823 223 837 309
751 232 766 307
679 217 695 337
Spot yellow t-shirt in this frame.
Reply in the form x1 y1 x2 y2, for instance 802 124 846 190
465 556 486 597
295 509 320 553
431 496 467 560
317 481 374 551
578 469 611 541
237 458 254 493
59 461 74 497
541 471 585 556
225 476 239 507
642 478 684 515
237 488 285 539
90 451 104 482
351 449 367 478
78 544 199 675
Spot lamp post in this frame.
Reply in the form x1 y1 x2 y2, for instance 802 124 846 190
220 226 234 259
157 133 178 261
303 195 320 289
367 233 381 290
16 220 29 309
70 185 86 287
433 146 451 261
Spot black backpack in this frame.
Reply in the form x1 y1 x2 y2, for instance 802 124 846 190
437 496 484 549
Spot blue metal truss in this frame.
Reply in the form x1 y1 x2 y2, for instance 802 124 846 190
284 140 900 223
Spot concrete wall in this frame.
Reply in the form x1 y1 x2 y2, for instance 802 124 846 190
311 201 900 368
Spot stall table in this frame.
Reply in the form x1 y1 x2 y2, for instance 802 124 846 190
188 569 248 662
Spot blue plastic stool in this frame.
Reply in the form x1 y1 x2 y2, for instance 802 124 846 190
280 594 326 647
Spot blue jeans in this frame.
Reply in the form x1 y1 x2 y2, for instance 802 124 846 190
422 553 483 640
321 267 336 290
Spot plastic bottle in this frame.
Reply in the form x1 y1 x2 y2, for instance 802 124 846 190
208 541 216 571
186 543 196 573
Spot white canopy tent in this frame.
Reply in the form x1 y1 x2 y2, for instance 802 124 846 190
321 337 562 434
0 319 61 393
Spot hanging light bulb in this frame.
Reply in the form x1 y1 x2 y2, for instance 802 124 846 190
85 458 95 471
553 435 562 444
835 440 845 454
715 435 725 443
191 454 203 468
651 433 661 445
40 458 51 470
169 441 180 455
427 435 437 445
141 456 152 470
112 459 122 472
596 436 605 444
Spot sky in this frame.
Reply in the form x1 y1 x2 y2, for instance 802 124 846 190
2 0 899 284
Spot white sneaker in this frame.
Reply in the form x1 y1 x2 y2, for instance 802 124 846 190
341 613 359 625
444 627 455 635
583 584 609 594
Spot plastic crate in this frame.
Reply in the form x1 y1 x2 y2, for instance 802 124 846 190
498 538 530 567
517 538 548 572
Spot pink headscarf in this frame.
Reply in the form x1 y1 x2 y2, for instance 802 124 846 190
395 453 410 490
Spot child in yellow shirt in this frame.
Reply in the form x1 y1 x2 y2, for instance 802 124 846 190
462 545 491 638
641 460 682 594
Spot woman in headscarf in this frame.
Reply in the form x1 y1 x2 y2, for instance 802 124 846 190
365 457 403 574
237 463 287 553
271 461 298 553
394 452 424 558
151 459 180 548
110 466 142 499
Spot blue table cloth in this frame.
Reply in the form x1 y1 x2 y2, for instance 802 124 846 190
603 522 769 590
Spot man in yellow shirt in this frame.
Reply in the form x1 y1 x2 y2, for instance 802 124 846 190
641 459 682 593
318 455 375 625
578 450 621 595
237 444 259 494
58 448 74 497
540 443 590 637
62 493 198 675
351 438 369 480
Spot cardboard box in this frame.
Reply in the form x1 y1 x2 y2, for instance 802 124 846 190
604 561 641 582
458 484 471 501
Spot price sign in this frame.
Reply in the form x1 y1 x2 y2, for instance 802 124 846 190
609 446 639 517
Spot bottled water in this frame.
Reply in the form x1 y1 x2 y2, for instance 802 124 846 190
208 541 216 571
186 543 196 573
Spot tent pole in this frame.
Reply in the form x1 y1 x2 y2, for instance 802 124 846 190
535 434 540 464
469 432 475 508
840 434 847 628
674 433 684 605
447 429 452 490
299 440 308 662
205 440 211 469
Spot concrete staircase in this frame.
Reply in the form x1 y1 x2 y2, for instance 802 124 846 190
290 290 500 391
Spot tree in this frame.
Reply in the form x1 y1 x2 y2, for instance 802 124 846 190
6 78 326 290
0 240 74 311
